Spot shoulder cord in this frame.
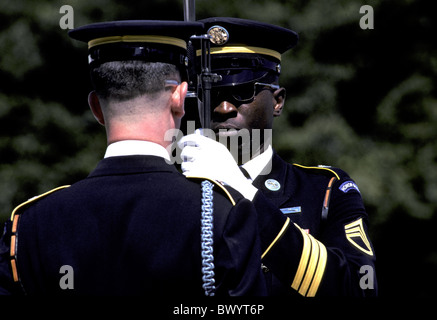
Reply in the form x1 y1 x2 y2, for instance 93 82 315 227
200 180 215 296
321 177 337 229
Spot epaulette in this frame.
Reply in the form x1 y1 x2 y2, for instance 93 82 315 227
9 185 70 283
185 176 237 206
10 185 71 221
292 163 340 180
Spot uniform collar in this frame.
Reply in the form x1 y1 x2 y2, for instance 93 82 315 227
240 145 273 181
104 140 171 162
89 154 178 178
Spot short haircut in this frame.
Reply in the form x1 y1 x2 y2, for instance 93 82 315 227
90 61 180 102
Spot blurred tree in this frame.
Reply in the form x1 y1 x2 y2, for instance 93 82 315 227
0 0 435 297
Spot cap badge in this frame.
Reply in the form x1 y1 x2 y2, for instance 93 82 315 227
265 179 281 191
207 25 229 45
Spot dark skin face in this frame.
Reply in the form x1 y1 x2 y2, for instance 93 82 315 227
210 86 286 164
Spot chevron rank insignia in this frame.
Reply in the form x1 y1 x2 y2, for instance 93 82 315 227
344 218 374 256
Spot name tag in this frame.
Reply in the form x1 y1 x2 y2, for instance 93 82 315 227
280 206 301 214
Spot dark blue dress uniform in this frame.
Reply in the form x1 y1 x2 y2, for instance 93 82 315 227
253 152 377 296
196 17 378 296
0 20 267 296
1 155 265 295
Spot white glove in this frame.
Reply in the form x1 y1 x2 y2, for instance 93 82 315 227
178 132 258 201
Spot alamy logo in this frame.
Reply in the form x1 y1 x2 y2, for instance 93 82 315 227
59 265 74 290
359 265 375 290
59 5 74 30
359 5 374 30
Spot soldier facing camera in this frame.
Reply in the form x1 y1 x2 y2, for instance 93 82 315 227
179 17 378 296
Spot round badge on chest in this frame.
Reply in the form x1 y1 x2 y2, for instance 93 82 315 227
265 179 281 191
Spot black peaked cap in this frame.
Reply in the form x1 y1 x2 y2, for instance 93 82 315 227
68 20 204 73
69 20 203 44
199 17 298 54
196 17 299 86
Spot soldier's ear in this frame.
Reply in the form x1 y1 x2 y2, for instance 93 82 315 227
88 91 105 126
170 81 187 119
273 87 286 117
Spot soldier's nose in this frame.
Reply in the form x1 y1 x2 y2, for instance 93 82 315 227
213 101 238 115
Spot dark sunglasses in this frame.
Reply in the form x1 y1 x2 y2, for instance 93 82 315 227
198 82 279 104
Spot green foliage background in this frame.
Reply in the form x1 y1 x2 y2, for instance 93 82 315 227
1 0 436 297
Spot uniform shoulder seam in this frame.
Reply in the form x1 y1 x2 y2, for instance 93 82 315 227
292 163 340 180
10 185 71 221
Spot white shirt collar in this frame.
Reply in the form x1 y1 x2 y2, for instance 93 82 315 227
240 145 273 181
104 140 171 161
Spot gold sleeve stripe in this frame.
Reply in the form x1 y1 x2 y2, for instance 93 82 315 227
88 35 187 50
299 235 320 295
261 217 290 259
307 241 327 297
291 223 328 297
291 226 311 289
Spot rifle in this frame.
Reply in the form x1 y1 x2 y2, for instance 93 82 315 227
183 0 221 130
183 0 221 297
